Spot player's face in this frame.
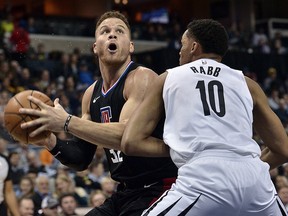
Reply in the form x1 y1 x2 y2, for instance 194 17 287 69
93 18 134 64
179 30 194 65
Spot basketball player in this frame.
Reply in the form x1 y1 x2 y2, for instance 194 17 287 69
122 19 288 215
19 11 177 215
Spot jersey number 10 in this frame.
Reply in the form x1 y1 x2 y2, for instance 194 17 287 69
196 80 226 117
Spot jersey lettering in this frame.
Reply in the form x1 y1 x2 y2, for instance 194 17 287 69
190 66 221 77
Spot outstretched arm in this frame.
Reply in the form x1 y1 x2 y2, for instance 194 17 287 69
121 72 170 157
20 67 158 151
246 77 288 169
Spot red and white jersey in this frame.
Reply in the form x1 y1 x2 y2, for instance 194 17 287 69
163 58 261 168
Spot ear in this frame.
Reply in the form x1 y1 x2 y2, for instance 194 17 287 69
93 42 97 55
129 41 135 54
190 41 199 54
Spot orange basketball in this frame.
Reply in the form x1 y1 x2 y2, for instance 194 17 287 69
4 90 53 144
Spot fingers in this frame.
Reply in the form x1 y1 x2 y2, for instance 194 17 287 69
28 95 48 108
19 107 42 116
19 96 49 116
21 116 46 129
28 124 48 137
54 98 60 106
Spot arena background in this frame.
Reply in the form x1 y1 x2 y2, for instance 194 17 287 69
1 0 288 215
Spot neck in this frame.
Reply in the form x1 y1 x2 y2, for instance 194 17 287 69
194 53 222 62
99 59 132 91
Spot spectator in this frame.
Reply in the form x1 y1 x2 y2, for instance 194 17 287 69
8 151 25 190
58 193 79 216
27 17 37 34
16 176 35 199
74 169 101 194
275 175 288 191
100 177 117 198
88 161 107 185
38 69 51 91
63 76 81 115
0 13 14 50
88 190 106 208
275 98 288 125
31 175 51 215
278 185 288 212
38 196 59 216
35 43 49 61
55 174 88 207
19 197 34 216
26 150 46 174
271 31 287 55
77 60 94 90
10 23 30 65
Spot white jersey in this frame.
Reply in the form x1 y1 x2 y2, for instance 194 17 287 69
0 154 9 204
163 58 261 168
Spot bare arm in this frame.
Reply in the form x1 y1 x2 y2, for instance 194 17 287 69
20 67 157 151
246 77 288 169
121 72 170 157
5 180 20 216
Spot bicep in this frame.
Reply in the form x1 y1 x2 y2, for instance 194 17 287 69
123 73 166 145
81 82 95 120
249 78 288 152
119 68 158 122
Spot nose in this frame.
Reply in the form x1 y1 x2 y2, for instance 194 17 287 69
108 34 117 39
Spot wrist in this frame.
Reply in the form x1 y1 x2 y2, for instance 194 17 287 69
45 134 57 151
64 114 73 133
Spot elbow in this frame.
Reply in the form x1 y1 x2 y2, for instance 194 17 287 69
121 134 139 156
71 163 90 172
121 139 135 156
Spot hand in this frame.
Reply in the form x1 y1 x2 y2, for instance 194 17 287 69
20 96 69 137
30 133 57 151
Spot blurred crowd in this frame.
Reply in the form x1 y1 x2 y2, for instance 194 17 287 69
1 12 288 215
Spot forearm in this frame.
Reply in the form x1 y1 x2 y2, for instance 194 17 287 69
5 188 20 216
67 116 125 150
260 147 288 169
122 135 170 157
50 137 97 171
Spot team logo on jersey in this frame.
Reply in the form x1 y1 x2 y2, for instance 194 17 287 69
100 106 112 123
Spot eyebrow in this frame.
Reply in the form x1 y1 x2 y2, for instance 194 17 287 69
99 24 127 31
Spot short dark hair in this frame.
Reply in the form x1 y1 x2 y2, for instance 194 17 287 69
58 193 77 205
187 19 228 57
96 11 131 32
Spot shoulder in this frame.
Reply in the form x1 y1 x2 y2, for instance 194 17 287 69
124 66 158 99
83 81 98 99
244 76 266 106
0 153 8 163
126 66 158 87
131 65 158 78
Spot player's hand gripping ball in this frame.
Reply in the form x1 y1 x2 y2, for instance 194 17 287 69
4 90 53 144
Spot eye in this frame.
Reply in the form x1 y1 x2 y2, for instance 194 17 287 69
100 29 109 34
116 29 124 34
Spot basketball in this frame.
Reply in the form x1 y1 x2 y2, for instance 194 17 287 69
4 90 54 144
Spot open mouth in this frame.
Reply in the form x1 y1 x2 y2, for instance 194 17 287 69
108 43 117 52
